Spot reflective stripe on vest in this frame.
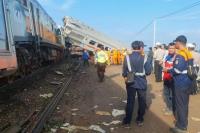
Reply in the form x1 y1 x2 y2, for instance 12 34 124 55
126 55 132 72
174 68 187 74
135 55 147 76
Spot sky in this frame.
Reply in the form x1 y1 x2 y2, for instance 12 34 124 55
37 0 200 48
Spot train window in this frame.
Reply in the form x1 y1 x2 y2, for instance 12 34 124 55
51 24 54 32
22 0 28 7
89 40 96 45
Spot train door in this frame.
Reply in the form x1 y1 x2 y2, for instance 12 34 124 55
30 2 36 36
0 0 8 51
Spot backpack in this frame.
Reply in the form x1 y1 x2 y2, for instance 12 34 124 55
183 51 198 80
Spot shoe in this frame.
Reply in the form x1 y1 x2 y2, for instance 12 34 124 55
122 118 131 126
170 127 187 133
136 120 144 127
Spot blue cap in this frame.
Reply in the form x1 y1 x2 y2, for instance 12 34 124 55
131 41 146 49
174 35 187 44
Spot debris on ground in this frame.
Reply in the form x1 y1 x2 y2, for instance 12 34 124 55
93 105 99 109
71 108 79 111
89 125 106 133
62 122 70 127
112 109 125 117
110 127 115 132
60 125 89 132
72 113 77 116
191 117 200 122
55 71 64 75
65 93 70 96
102 120 121 126
110 97 120 99
50 128 57 133
50 81 63 85
39 93 53 99
96 111 111 116
81 71 87 74
122 100 127 104
109 103 113 106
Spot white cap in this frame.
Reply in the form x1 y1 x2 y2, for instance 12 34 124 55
155 42 162 46
187 43 195 48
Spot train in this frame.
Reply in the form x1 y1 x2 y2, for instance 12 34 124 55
0 0 66 85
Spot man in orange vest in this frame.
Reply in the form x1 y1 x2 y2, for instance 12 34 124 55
113 49 118 65
163 35 193 133
117 49 122 65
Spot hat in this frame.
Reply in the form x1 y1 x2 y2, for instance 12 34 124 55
131 41 146 49
155 42 162 46
174 35 187 44
187 43 195 48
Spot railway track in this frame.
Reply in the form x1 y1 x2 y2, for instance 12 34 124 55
0 58 80 133
1 61 81 133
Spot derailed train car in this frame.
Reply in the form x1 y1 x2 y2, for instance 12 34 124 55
0 0 65 83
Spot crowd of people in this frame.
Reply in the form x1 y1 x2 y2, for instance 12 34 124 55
81 35 199 133
122 35 200 133
82 47 130 82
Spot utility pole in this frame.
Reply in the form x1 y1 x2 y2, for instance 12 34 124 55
153 20 156 47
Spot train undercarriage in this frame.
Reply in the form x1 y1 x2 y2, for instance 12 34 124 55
0 41 65 86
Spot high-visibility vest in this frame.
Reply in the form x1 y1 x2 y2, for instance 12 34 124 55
96 50 108 63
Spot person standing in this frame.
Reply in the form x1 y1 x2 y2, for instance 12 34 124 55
113 49 118 65
162 43 176 116
82 49 90 67
117 49 122 65
105 48 111 66
187 43 200 94
154 43 166 82
164 35 193 133
122 41 152 126
147 47 154 61
95 46 108 82
153 46 158 74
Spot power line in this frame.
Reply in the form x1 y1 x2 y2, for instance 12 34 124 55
157 0 200 19
133 0 200 38
133 21 153 38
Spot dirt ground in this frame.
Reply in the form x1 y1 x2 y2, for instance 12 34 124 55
47 65 200 133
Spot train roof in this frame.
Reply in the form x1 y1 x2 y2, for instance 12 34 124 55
31 0 57 26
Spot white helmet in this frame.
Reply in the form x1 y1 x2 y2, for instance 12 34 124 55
187 43 195 48
155 42 162 46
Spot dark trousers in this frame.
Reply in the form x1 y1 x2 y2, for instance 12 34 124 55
163 80 175 115
155 60 162 82
154 60 157 74
174 87 190 130
83 59 89 67
97 63 106 81
124 87 147 123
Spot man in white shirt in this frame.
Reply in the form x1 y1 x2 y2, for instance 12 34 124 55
153 43 166 82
